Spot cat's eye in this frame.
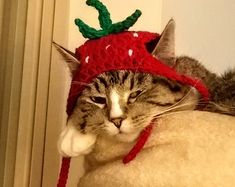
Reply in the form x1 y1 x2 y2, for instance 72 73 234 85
169 84 181 92
129 90 143 99
90 96 106 104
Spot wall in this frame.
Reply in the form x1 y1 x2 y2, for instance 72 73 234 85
0 0 61 186
162 0 235 73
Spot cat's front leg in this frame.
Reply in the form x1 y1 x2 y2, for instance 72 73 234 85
57 120 97 157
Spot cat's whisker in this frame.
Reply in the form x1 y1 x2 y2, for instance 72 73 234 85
209 101 235 109
89 127 102 134
152 110 191 120
154 101 197 117
71 81 91 86
161 97 195 112
136 103 192 121
160 87 195 112
88 123 106 132
133 97 200 119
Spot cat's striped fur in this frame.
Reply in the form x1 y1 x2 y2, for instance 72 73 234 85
152 20 235 115
69 71 197 142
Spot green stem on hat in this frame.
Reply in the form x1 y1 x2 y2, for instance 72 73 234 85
75 0 142 39
109 10 142 34
75 18 109 39
86 0 112 29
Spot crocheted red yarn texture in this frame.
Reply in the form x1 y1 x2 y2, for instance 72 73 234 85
67 31 209 115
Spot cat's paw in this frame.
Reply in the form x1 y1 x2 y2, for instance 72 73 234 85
57 123 96 157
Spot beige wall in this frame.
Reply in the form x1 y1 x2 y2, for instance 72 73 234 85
162 0 235 73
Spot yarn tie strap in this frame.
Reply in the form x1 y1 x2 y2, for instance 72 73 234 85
123 123 154 164
57 157 71 187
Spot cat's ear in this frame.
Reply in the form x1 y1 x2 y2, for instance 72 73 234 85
152 19 175 66
53 42 80 76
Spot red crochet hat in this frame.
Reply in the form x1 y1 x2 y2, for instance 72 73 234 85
66 3 209 115
67 30 209 115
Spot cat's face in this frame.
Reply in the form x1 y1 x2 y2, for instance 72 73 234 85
56 19 200 157
69 71 198 142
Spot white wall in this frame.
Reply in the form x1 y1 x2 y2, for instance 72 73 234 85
162 0 235 73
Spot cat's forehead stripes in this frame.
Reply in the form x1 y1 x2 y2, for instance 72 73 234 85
97 76 108 88
130 77 135 90
94 82 101 93
87 72 185 99
87 71 152 97
122 71 130 84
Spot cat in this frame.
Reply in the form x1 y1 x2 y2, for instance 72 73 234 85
54 19 235 187
152 20 235 115
57 69 198 157
55 19 235 162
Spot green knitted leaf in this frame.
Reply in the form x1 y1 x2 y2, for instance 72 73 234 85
75 19 109 39
86 0 112 29
109 10 142 34
75 0 142 39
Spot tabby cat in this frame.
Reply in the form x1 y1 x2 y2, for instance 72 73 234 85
152 20 235 115
55 19 235 158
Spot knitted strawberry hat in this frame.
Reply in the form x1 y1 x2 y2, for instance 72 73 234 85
57 0 209 186
66 1 209 116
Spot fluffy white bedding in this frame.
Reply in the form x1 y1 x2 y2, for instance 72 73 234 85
78 111 235 187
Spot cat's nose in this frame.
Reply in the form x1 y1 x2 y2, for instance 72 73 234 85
111 118 123 128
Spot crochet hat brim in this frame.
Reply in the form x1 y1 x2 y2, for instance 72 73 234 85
66 31 209 116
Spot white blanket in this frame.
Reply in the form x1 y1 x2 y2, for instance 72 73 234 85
78 111 235 187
